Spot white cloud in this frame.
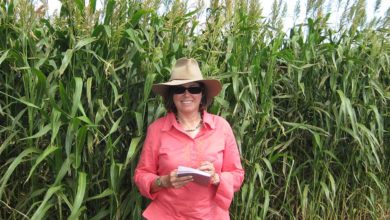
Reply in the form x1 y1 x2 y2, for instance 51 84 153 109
46 0 104 16
47 0 60 16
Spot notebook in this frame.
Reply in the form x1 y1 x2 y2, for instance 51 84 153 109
177 166 211 186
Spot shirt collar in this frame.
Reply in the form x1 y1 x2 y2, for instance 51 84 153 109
202 110 216 130
161 110 216 131
161 112 177 131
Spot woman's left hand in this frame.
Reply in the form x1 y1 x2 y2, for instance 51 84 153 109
198 161 215 176
199 161 220 185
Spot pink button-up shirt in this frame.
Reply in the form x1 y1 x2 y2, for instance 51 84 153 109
134 111 244 220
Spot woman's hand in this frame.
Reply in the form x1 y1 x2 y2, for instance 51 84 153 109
164 169 193 189
152 170 192 193
198 161 220 185
198 161 215 176
199 161 220 185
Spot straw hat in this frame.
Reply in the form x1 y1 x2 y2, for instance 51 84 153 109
152 58 222 105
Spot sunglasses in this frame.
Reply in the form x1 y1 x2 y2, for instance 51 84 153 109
171 86 203 94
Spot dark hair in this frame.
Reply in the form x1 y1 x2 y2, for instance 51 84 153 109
164 82 208 113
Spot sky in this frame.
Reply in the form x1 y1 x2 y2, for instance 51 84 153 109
44 0 390 31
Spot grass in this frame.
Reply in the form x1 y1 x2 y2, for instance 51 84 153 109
0 0 389 219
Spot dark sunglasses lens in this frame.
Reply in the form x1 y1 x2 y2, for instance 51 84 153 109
172 87 186 94
187 87 202 94
172 86 202 94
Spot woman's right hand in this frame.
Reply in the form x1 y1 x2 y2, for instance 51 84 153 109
164 169 193 188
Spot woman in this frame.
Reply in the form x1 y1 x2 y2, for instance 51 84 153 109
134 58 244 219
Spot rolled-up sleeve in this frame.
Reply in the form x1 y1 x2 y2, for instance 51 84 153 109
214 121 244 210
134 125 160 200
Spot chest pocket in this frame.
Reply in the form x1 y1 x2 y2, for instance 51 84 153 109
158 143 192 170
186 135 225 171
203 143 225 172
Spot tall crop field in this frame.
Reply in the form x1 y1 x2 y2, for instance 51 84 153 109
0 0 389 219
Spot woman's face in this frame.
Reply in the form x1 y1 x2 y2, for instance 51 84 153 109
172 82 202 115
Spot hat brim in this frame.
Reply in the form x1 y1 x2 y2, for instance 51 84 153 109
152 79 222 106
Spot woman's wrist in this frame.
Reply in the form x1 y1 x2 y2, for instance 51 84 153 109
156 176 164 188
156 175 170 188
